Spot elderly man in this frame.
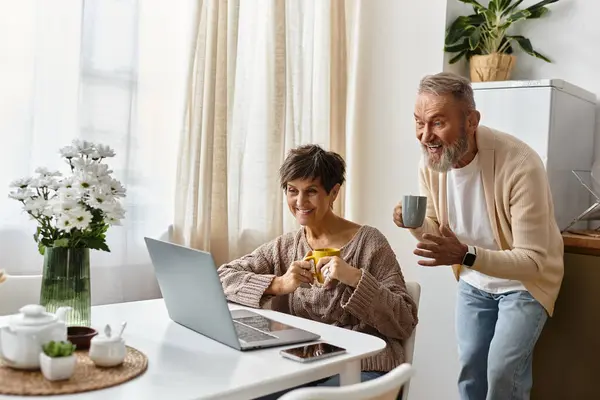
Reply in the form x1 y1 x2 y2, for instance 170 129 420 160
393 72 563 400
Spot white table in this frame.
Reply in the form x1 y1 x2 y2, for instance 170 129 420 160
0 299 386 399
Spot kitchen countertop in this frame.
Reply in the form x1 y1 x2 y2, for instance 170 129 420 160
562 231 600 257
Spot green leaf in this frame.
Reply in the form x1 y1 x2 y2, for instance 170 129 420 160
488 0 499 13
85 237 110 252
449 50 468 64
501 0 524 17
507 35 551 62
497 0 513 12
527 6 549 18
507 9 532 23
458 0 484 11
468 27 481 50
53 238 70 248
445 16 476 46
38 243 46 256
445 40 471 53
531 50 551 63
527 0 559 11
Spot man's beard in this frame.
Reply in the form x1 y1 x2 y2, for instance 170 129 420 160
422 130 469 172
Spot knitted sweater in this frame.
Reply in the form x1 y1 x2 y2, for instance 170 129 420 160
217 225 418 372
411 125 564 316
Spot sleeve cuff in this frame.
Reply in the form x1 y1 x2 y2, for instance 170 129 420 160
341 270 379 314
236 274 276 308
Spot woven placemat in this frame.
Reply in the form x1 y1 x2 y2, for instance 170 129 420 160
0 346 148 396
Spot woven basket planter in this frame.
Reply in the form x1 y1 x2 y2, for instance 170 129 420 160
469 53 516 82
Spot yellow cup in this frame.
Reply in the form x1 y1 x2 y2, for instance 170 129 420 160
303 248 341 284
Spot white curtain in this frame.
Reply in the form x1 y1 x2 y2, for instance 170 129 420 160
0 0 196 304
174 0 361 265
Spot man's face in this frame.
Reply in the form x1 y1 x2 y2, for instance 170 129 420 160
414 92 472 172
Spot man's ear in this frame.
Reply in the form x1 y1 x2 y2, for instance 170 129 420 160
467 110 481 130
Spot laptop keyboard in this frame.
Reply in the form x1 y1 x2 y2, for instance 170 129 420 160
233 321 277 342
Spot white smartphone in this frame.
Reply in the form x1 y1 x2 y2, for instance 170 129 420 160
280 342 347 363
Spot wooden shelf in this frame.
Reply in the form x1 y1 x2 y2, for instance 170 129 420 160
563 232 600 257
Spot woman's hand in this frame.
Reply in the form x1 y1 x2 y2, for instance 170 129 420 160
267 259 314 295
316 256 362 289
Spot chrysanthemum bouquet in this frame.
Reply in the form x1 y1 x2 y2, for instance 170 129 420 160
8 140 126 255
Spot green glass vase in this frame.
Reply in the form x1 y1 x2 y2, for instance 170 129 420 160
40 247 91 327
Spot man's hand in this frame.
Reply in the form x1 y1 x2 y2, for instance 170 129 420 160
414 225 468 267
266 260 314 295
393 202 406 228
316 256 362 289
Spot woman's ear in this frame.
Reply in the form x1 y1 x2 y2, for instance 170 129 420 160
330 183 341 203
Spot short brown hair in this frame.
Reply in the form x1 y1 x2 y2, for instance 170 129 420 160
279 144 346 193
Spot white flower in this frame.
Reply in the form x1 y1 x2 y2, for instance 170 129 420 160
9 178 31 189
86 191 115 211
52 200 82 216
60 177 75 189
107 178 126 197
106 215 122 226
95 144 115 158
41 207 55 217
74 176 98 192
8 189 34 201
59 146 79 159
57 215 75 232
34 167 61 177
69 208 93 231
70 157 95 171
105 202 125 225
57 187 79 201
24 198 48 214
72 139 95 156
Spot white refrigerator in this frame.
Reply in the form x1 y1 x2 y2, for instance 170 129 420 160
472 79 597 231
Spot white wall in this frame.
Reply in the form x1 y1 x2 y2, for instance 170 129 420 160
507 0 600 164
347 1 460 399
445 0 600 160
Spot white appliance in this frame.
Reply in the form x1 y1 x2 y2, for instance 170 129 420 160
472 79 597 231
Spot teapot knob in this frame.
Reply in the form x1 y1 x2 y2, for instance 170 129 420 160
19 304 45 316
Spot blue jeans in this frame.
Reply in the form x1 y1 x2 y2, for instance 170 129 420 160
456 279 548 400
256 371 388 399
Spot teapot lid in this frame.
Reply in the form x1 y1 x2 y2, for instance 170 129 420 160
10 304 57 329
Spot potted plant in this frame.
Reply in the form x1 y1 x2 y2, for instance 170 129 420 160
40 340 77 381
445 0 559 82
7 140 126 327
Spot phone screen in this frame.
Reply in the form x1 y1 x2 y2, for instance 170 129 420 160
281 343 346 360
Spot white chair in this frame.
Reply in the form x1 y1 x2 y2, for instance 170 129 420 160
0 274 42 316
401 281 421 400
278 281 421 400
278 363 415 400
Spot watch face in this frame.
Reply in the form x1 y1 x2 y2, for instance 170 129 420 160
464 253 476 267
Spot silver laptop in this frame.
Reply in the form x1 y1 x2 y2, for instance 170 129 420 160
144 237 320 350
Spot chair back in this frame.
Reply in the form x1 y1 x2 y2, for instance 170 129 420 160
400 281 421 400
0 274 42 316
278 363 415 400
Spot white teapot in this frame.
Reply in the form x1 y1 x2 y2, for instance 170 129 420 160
0 304 71 370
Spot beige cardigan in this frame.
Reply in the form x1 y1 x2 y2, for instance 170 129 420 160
410 125 564 316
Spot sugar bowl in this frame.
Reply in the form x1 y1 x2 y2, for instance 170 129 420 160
89 323 127 367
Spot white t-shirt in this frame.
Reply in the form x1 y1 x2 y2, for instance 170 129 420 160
447 153 527 294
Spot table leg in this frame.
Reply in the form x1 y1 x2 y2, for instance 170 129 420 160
339 360 361 385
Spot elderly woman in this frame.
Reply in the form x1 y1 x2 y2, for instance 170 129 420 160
218 144 418 390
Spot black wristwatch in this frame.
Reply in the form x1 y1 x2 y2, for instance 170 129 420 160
462 245 477 268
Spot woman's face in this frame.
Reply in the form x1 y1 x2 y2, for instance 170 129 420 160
285 178 339 227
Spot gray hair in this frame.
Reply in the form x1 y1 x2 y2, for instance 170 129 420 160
418 72 476 112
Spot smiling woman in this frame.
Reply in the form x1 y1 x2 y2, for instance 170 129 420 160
217 144 418 396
